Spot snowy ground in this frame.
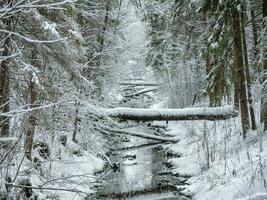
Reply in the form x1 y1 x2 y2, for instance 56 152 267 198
156 119 267 200
5 130 105 200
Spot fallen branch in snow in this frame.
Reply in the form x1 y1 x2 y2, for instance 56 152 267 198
0 137 17 142
5 183 88 194
148 123 169 130
96 127 179 142
119 81 160 87
110 141 164 151
123 87 158 98
103 106 238 121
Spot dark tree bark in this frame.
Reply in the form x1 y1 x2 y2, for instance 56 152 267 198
250 2 259 62
232 0 250 138
72 99 80 143
25 46 38 160
261 0 267 130
93 0 110 98
233 58 240 109
241 12 257 130
202 8 215 107
0 0 13 137
98 0 109 52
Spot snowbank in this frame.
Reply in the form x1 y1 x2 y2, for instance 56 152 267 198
160 119 267 200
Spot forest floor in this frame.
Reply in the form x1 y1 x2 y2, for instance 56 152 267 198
6 135 106 200
156 119 267 200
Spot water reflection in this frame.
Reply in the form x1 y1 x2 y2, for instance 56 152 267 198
119 147 153 193
98 138 182 199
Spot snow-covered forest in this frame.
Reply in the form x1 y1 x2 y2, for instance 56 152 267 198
1 0 267 199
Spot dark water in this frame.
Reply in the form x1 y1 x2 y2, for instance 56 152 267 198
95 130 190 200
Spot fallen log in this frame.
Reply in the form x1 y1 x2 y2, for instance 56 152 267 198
0 137 17 143
5 183 87 194
123 87 158 98
103 106 238 121
96 127 179 142
119 81 159 87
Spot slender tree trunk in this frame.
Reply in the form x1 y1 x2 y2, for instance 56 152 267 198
203 121 210 169
232 0 250 138
0 1 13 137
233 57 240 109
72 99 80 143
94 0 110 98
25 46 38 160
261 0 267 130
72 87 82 143
241 12 257 130
114 0 123 30
250 2 259 62
98 0 109 53
203 11 214 107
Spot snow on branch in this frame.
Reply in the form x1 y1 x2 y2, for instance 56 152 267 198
0 101 74 117
123 87 158 98
103 106 238 121
119 81 160 86
5 183 88 194
0 0 75 19
0 137 17 143
0 52 21 62
0 30 67 44
96 127 179 142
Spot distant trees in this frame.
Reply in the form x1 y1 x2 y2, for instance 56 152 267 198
145 0 204 108
143 0 267 138
202 0 232 107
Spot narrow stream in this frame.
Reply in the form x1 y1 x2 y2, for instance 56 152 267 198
91 1 191 198
94 127 190 200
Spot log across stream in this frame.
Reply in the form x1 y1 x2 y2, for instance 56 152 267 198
103 106 238 121
93 126 191 200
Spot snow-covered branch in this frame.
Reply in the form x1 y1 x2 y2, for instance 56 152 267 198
0 30 67 43
123 87 158 98
96 127 179 142
119 81 160 87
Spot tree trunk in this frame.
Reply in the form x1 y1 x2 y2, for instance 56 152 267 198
241 12 257 130
261 0 267 130
72 99 80 143
94 0 110 98
98 0 110 53
232 0 250 138
233 58 240 109
25 46 38 160
202 10 214 107
250 1 259 62
0 1 13 137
